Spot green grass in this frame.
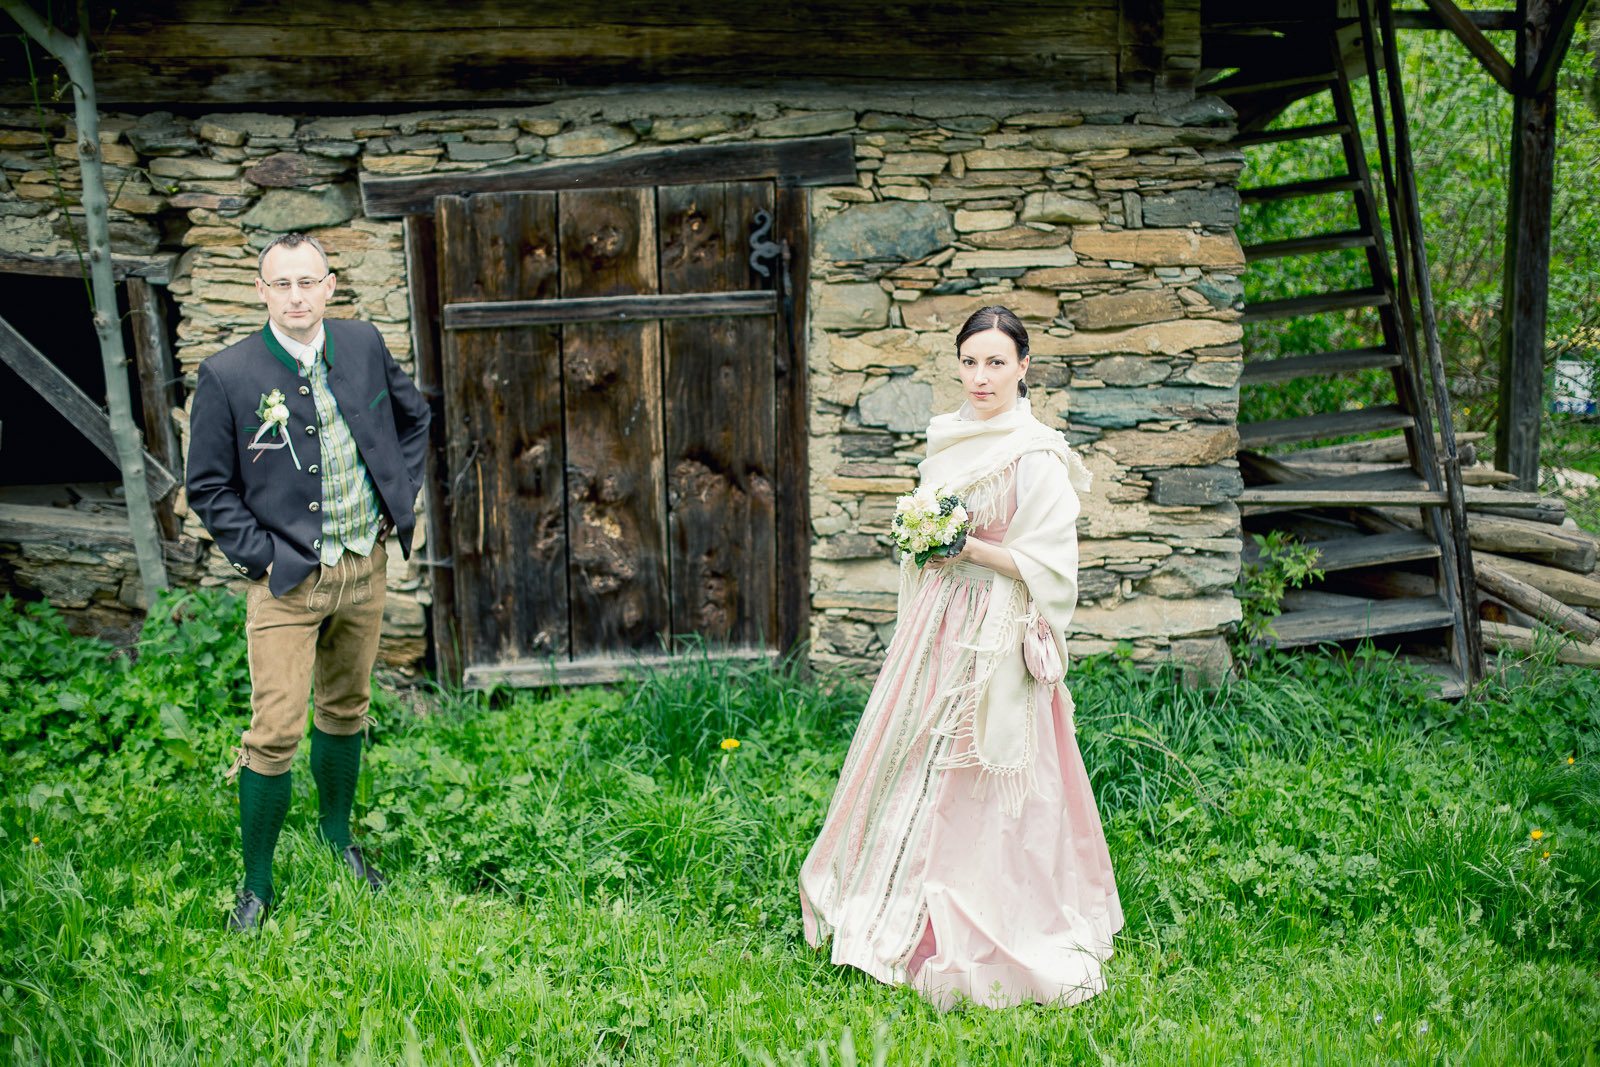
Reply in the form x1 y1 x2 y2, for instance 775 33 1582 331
4 591 1600 1065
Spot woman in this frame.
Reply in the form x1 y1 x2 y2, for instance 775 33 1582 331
799 306 1122 1010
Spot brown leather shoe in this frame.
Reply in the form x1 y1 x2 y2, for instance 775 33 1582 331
227 889 269 932
340 845 386 893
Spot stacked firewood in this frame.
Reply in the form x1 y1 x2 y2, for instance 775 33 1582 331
1247 431 1600 669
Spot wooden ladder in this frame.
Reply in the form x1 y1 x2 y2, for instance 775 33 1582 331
1222 6 1484 694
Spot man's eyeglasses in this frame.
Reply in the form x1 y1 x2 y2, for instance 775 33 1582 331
260 273 330 293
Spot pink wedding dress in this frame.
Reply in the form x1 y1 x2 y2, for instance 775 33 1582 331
799 456 1123 1009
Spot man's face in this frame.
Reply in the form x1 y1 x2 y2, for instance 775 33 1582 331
256 242 336 344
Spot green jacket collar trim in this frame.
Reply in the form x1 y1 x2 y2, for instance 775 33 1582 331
260 323 336 372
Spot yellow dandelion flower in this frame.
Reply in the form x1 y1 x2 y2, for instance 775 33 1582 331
1543 851 1551 858
31 836 40 845
720 738 740 751
1569 757 1576 765
1531 829 1544 840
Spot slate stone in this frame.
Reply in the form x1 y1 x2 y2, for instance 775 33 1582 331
126 127 200 155
446 141 515 162
244 151 350 187
1140 188 1241 229
1069 289 1185 330
52 215 160 255
839 432 899 457
939 116 1000 134
1163 97 1237 127
1139 551 1242 597
816 201 955 262
1147 465 1245 506
859 112 932 131
928 277 981 295
1191 277 1244 310
813 533 887 560
1067 385 1239 428
240 184 359 231
813 282 891 331
858 376 933 433
755 110 856 137
1077 567 1120 601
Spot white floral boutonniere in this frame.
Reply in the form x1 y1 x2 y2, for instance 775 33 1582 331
249 388 301 469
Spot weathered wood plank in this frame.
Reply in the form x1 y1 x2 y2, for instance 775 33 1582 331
1293 530 1443 573
1238 174 1361 203
1243 229 1376 262
0 251 176 284
1289 430 1487 463
0 313 176 502
0 502 203 563
1481 620 1600 667
362 138 856 217
559 186 670 657
403 213 460 684
1420 0 1516 89
463 647 776 689
1238 403 1414 448
658 181 779 650
1240 286 1390 323
1261 594 1454 648
436 192 570 668
443 290 776 330
3 3 1125 106
773 184 812 658
126 277 182 539
1475 551 1600 607
1240 346 1400 385
1233 121 1351 147
1477 560 1600 642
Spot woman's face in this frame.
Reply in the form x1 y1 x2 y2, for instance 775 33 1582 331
957 327 1029 420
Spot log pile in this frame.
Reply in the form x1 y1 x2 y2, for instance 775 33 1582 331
1242 430 1600 670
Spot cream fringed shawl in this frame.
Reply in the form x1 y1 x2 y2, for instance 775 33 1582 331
897 398 1092 816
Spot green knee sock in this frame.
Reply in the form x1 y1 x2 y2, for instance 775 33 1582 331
238 767 291 906
310 727 363 851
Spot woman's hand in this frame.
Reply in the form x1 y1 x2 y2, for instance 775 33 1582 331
923 537 1024 581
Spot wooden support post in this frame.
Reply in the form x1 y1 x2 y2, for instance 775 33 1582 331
1495 0 1559 490
1 0 168 596
1420 0 1518 89
403 214 461 686
127 277 181 540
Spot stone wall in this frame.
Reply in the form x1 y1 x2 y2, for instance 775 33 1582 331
0 87 1245 678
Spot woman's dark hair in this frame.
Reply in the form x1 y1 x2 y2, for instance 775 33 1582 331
956 305 1031 397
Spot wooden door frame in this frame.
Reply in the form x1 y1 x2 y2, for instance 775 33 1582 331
397 137 852 683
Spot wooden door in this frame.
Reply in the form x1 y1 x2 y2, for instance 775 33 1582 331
435 182 784 685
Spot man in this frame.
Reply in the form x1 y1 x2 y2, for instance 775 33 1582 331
187 232 431 932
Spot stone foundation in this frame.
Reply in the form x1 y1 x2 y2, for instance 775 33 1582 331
0 87 1245 678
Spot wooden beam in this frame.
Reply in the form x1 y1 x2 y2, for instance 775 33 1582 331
1495 0 1561 488
402 213 461 687
1475 550 1600 606
1527 0 1588 94
0 313 177 501
1419 0 1517 89
0 503 203 563
443 290 777 330
1477 560 1600 641
1391 8 1521 30
361 137 856 218
126 277 182 540
774 184 812 660
0 251 176 284
1481 620 1600 666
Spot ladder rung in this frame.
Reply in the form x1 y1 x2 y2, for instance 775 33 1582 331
1240 175 1363 203
1239 404 1415 449
1235 121 1352 147
1242 287 1391 323
1241 346 1402 385
1244 229 1377 262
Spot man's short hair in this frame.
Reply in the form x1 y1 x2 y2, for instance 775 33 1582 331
258 232 330 275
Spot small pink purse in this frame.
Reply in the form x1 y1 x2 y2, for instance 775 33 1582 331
1022 608 1063 684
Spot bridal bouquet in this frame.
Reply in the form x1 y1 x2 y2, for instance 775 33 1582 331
891 486 971 567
